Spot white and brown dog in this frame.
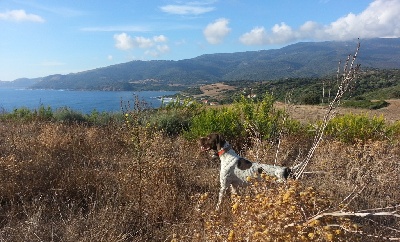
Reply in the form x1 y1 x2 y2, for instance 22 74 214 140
200 133 299 210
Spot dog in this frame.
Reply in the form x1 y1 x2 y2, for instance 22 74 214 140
200 133 300 210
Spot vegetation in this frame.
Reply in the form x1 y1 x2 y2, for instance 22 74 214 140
0 92 399 241
217 68 400 107
0 105 123 125
2 38 398 91
0 42 399 241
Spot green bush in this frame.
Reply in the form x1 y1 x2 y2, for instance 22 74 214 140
149 98 203 136
184 106 242 140
0 105 53 121
325 113 387 143
386 120 400 139
342 99 389 109
6 107 33 121
86 110 119 125
232 94 282 140
53 107 86 123
183 93 298 141
35 105 53 121
301 93 321 105
149 110 191 136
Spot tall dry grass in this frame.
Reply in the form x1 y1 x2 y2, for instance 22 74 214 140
0 120 399 241
0 121 214 241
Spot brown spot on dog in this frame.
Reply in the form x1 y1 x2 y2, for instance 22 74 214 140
237 158 253 170
284 167 291 179
199 133 226 152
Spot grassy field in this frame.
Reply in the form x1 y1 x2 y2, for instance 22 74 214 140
0 98 399 241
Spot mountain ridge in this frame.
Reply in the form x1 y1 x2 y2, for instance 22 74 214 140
1 38 400 91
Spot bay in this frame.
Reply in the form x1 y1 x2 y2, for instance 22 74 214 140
0 88 177 114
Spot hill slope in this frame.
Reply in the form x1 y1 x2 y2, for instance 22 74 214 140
6 38 400 91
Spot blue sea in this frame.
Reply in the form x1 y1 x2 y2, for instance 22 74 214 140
0 88 177 113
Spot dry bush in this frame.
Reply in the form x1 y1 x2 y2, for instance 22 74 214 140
0 119 399 241
0 121 218 241
183 137 399 241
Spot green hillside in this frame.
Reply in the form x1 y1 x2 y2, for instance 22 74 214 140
190 69 400 107
21 38 400 91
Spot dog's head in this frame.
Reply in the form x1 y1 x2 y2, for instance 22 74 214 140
199 133 226 153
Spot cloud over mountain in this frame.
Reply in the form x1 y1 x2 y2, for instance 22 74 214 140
240 0 400 45
203 18 231 44
114 33 170 57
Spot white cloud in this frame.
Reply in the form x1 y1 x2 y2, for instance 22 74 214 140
324 0 400 39
108 55 113 61
134 36 154 48
239 27 268 45
153 35 167 42
145 45 170 57
157 45 170 53
114 33 170 57
270 22 295 44
203 18 231 44
160 4 214 15
240 0 400 46
114 33 134 50
0 9 44 22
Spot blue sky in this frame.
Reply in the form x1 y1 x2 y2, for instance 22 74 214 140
1 0 399 81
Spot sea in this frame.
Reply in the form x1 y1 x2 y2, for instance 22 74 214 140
0 88 177 114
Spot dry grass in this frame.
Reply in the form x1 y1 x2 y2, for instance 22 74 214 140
0 119 399 241
195 83 237 99
275 99 400 124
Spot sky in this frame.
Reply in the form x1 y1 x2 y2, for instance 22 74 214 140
1 0 399 81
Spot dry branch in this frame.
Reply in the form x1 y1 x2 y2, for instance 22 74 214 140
294 40 361 178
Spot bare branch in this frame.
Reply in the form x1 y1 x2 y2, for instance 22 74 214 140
294 40 361 178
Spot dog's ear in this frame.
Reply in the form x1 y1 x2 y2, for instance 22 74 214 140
215 133 225 151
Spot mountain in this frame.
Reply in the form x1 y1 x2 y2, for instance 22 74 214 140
0 78 41 88
9 38 400 91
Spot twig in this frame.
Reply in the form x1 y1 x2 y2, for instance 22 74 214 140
339 185 366 211
295 40 361 178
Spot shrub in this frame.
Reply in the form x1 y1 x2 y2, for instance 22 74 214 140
0 105 54 122
3 107 33 121
0 118 398 241
35 105 53 121
86 109 118 125
148 110 191 136
196 177 362 241
301 93 321 105
325 113 387 143
342 99 389 109
386 120 400 139
53 107 86 123
184 93 288 142
184 106 242 140
233 94 284 140
149 98 203 136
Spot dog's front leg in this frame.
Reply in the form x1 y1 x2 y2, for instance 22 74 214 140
216 185 227 211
